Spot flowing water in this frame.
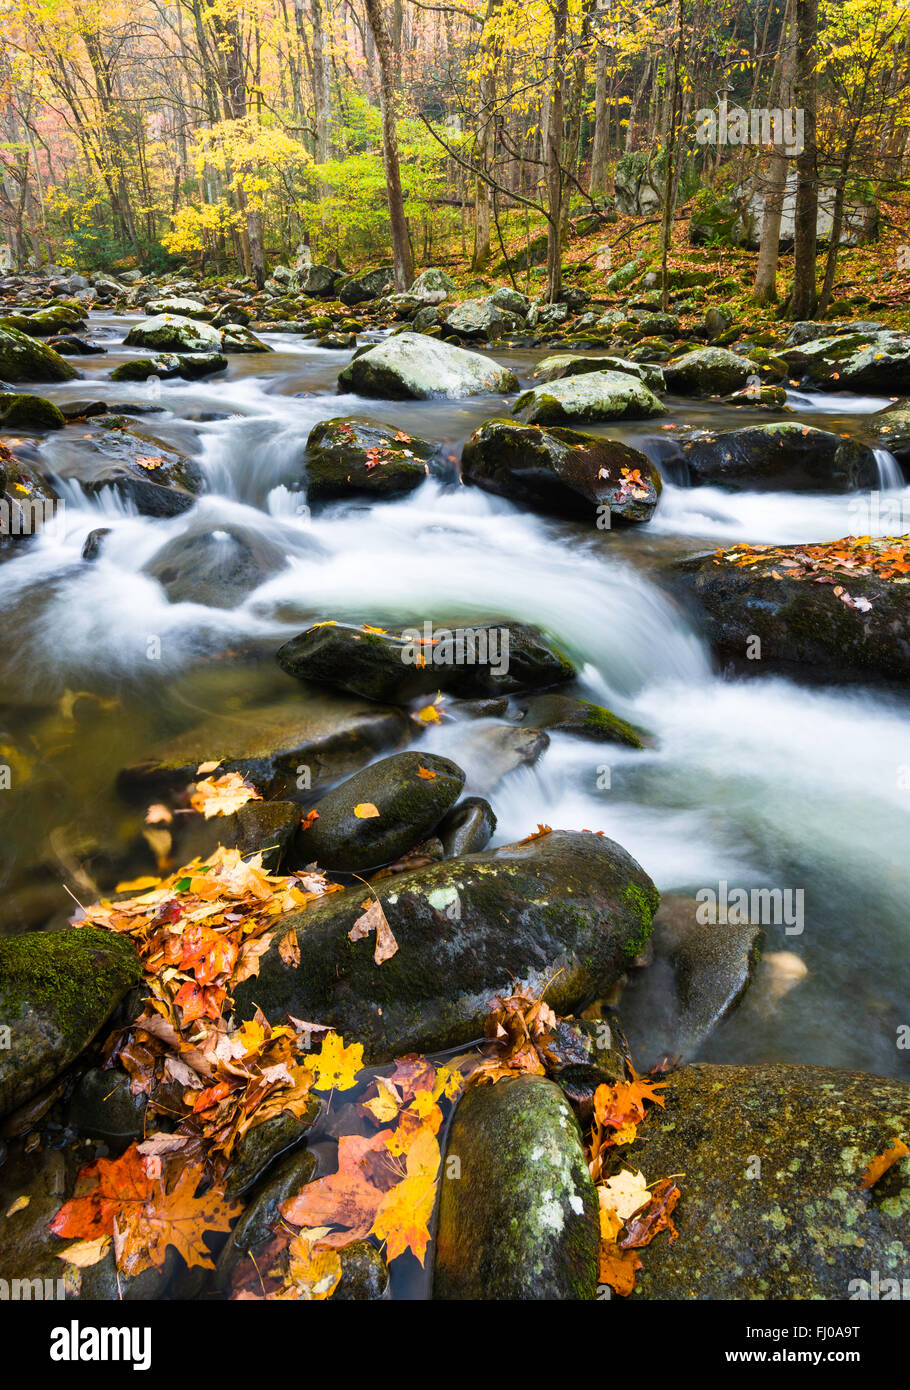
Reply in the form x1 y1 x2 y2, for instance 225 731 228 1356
2 313 910 1081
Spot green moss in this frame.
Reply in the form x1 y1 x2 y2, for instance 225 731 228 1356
0 929 141 1045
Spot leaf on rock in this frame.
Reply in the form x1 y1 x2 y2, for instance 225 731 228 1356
349 897 399 964
189 772 262 819
354 802 380 819
858 1136 909 1189
305 1032 364 1092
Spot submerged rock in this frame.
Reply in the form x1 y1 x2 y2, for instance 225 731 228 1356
214 1149 317 1292
0 325 80 383
663 347 763 396
118 692 412 799
447 723 549 795
681 423 879 493
666 545 910 682
143 523 288 607
232 828 659 1060
338 332 518 400
625 1063 910 1299
461 418 661 523
298 750 465 871
433 1076 599 1299
513 371 666 425
305 417 435 500
0 928 142 1117
276 620 576 701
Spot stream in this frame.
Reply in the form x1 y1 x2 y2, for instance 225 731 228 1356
2 311 910 1084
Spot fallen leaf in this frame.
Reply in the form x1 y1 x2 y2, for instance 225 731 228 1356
858 1137 909 1189
349 897 399 964
55 1235 111 1267
354 802 380 819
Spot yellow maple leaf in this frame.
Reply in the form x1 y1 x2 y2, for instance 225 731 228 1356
283 1233 342 1300
370 1128 440 1265
190 773 262 820
305 1033 364 1092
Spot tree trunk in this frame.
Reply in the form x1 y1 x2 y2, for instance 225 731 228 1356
545 0 568 304
590 40 609 197
788 0 819 319
753 0 796 305
363 0 414 289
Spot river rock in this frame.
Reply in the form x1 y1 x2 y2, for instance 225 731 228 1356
143 523 288 607
410 268 456 301
0 325 80 383
783 330 910 394
144 297 212 320
866 399 910 474
681 423 880 492
305 418 435 500
296 264 343 297
0 457 61 546
50 425 204 518
124 313 222 353
66 1067 147 1142
448 723 549 794
2 305 85 337
298 750 465 871
276 619 576 701
0 392 65 430
0 928 142 1117
512 371 666 425
118 691 412 799
624 1063 910 1299
433 1076 599 1299
510 693 645 747
441 299 524 340
663 347 763 396
339 265 395 305
666 545 910 682
338 332 518 400
436 796 496 856
177 799 303 872
232 828 659 1060
110 352 228 382
221 322 272 353
214 1149 318 1291
533 353 665 392
461 418 661 523
334 1242 390 1300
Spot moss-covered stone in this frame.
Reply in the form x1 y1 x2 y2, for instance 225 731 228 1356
433 1076 599 1299
682 423 879 493
305 417 436 501
512 693 646 748
334 1241 390 1299
0 928 142 1117
300 750 464 871
232 828 659 1061
513 371 666 425
663 347 763 396
0 325 79 383
0 392 66 430
625 1063 910 1299
338 332 518 399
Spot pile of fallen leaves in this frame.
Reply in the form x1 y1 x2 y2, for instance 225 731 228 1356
715 535 910 584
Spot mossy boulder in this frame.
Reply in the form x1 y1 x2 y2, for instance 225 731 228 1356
232 828 659 1060
533 353 665 393
510 693 646 748
276 619 576 701
663 347 762 396
124 313 222 353
110 352 227 382
0 928 142 1116
441 299 524 340
299 750 465 871
338 332 519 400
665 545 910 682
512 371 666 425
782 330 910 394
681 423 880 493
339 265 395 305
0 325 80 383
433 1076 599 1299
624 1063 910 1299
305 418 436 501
143 297 212 320
0 392 65 430
866 399 910 473
118 691 412 799
461 418 661 524
1 306 85 337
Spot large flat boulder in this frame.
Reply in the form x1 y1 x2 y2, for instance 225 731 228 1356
338 332 518 400
513 371 665 425
682 423 879 492
232 828 659 1061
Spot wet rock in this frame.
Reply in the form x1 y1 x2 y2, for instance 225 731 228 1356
144 297 212 319
782 330 910 394
47 335 101 356
305 417 435 501
299 750 465 871
232 828 659 1061
449 723 548 795
866 399 910 473
334 1241 390 1300
533 353 665 392
124 313 222 353
214 1149 318 1290
0 392 65 430
51 426 203 518
143 523 288 608
663 347 763 396
2 306 85 337
441 299 524 340
66 1067 147 1141
110 352 227 382
0 455 61 548
513 371 666 425
666 546 910 683
511 693 645 748
0 928 142 1117
221 322 273 353
433 1076 599 1299
81 527 111 560
118 692 412 799
339 265 395 305
296 264 343 297
178 800 303 872
276 619 576 701
436 796 496 856
619 895 762 1066
461 418 661 524
0 325 80 383
681 423 880 492
624 1063 910 1299
338 332 518 400
58 400 110 420
225 1108 321 1199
